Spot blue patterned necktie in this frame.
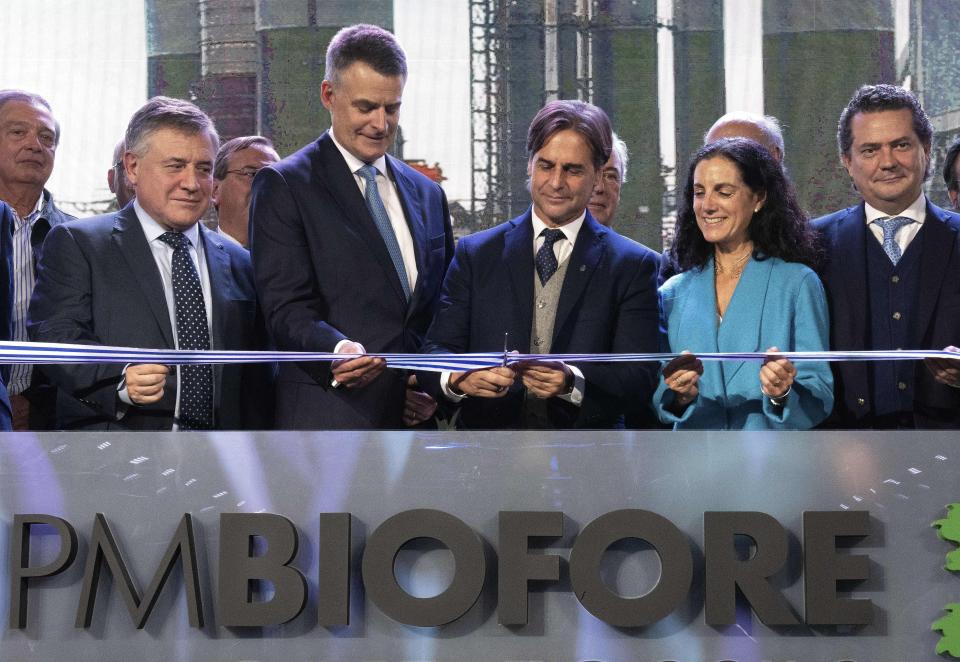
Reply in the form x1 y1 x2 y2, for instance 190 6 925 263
535 228 565 285
874 216 913 265
357 164 411 300
158 231 213 430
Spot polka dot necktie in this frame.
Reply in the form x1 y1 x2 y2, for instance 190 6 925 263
158 231 213 430
874 216 913 265
536 228 565 285
357 164 411 301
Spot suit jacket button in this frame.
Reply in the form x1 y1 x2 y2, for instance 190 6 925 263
857 398 865 406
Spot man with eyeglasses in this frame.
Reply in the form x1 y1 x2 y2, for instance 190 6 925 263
212 136 279 249
0 89 75 430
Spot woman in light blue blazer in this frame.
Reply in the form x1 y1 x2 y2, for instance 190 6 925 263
655 138 833 430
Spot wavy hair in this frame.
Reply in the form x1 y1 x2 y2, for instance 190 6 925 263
668 137 819 272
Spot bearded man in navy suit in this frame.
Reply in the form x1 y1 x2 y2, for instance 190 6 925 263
813 84 960 429
420 100 661 429
251 24 454 429
29 97 269 430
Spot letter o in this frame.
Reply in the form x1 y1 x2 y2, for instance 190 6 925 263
362 509 485 627
569 509 692 627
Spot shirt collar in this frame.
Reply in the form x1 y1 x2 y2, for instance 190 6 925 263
530 207 586 246
329 131 389 178
12 192 45 230
864 192 927 225
133 199 201 249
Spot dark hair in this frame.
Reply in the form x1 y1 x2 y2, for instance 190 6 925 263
125 96 219 157
325 24 407 84
527 100 611 170
668 137 819 272
837 84 933 178
214 135 276 180
0 89 60 144
944 137 960 193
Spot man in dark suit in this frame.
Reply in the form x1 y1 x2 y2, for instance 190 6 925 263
0 200 14 430
0 90 75 430
420 100 661 429
813 84 960 429
251 24 453 429
29 96 268 430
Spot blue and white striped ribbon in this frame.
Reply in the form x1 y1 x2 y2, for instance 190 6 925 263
0 341 955 373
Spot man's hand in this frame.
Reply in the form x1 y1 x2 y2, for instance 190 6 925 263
519 360 571 399
450 366 516 398
331 341 385 389
404 374 438 426
126 364 170 405
925 345 960 388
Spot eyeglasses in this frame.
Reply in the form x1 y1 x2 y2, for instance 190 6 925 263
226 167 261 180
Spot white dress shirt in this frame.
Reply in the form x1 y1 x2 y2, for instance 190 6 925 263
864 192 926 254
329 132 418 294
9 193 44 395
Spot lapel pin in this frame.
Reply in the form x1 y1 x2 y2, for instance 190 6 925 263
580 265 586 271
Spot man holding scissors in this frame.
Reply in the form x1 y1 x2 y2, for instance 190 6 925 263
420 100 661 429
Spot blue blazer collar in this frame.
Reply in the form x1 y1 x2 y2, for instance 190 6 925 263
684 255 774 386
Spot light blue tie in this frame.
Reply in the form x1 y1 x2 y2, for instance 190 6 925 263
873 216 913 265
357 164 411 300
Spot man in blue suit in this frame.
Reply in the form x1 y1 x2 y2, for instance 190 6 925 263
29 97 270 430
813 84 960 429
420 100 661 429
251 24 454 429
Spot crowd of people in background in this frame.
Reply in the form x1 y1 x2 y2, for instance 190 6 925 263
1 23 959 434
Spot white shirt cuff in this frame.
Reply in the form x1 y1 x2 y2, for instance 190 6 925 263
331 340 365 388
440 370 467 402
556 363 584 406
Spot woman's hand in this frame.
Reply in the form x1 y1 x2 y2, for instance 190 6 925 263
760 346 797 399
663 351 703 408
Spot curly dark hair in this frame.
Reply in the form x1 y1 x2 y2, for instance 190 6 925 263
668 137 819 272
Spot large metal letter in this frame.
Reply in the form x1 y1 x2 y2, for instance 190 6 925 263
704 511 800 625
568 509 692 627
9 514 77 629
75 513 204 628
803 510 872 625
362 509 485 627
497 511 563 625
217 513 306 626
318 513 351 626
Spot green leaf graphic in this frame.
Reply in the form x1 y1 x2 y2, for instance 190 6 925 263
934 604 960 657
934 503 960 572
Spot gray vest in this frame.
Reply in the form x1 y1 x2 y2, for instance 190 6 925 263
525 258 571 427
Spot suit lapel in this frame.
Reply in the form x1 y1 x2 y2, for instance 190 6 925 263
199 226 230 350
831 205 869 349
717 256 772 386
311 133 408 305
676 264 720 352
110 207 174 347
200 226 229 411
915 202 958 343
553 214 605 342
503 213 535 348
